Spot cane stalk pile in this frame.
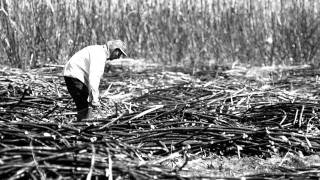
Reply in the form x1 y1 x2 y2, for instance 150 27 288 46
1 65 320 179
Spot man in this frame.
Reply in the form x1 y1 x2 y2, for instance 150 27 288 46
63 40 127 121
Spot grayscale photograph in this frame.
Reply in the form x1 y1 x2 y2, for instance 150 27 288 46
0 0 320 179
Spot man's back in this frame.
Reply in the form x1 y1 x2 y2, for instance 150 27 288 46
63 45 108 86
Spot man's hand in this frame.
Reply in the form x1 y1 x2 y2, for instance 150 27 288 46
90 101 101 108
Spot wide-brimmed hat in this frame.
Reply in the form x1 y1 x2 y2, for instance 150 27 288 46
107 40 127 56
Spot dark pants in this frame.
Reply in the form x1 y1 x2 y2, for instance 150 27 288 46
64 76 90 121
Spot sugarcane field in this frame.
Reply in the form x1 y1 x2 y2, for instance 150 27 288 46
1 0 320 179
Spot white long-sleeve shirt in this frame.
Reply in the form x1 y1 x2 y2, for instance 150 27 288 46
63 45 109 104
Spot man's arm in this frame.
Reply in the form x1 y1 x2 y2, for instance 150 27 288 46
88 50 106 105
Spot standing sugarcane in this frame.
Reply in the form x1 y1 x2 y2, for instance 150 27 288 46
63 40 127 121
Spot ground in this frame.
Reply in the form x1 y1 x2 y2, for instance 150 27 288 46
1 60 320 179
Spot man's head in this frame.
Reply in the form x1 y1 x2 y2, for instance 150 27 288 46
107 40 127 60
